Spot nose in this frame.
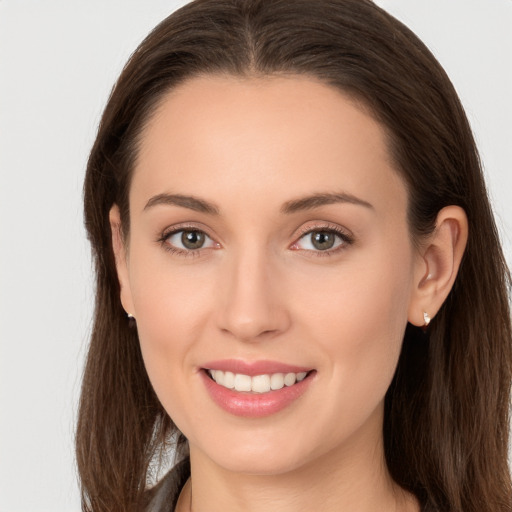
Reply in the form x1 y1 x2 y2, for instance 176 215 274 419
215 248 291 342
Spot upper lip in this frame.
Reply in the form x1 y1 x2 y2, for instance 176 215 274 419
201 359 313 376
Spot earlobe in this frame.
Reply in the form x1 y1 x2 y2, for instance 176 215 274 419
408 206 468 327
109 205 135 316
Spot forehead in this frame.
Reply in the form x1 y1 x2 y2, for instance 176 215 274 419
132 74 406 217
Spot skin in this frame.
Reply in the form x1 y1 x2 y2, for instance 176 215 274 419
110 75 467 512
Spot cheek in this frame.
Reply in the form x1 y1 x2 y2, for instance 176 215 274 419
126 249 216 404
129 243 215 335
295 247 412 333
277 265 412 455
291 245 414 404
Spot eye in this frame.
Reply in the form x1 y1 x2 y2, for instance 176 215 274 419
291 227 353 253
161 228 218 253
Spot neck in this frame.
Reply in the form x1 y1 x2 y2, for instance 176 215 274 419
179 419 419 512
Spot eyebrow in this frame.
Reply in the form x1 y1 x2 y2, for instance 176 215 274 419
143 191 373 215
281 192 374 214
143 193 220 215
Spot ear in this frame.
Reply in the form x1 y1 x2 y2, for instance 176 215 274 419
408 205 468 327
109 204 135 317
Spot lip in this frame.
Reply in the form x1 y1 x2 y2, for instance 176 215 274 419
199 361 316 418
202 359 312 376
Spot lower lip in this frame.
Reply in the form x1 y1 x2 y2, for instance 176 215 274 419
200 370 315 418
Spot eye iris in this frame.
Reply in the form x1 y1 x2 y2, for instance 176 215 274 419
311 231 335 250
181 231 205 249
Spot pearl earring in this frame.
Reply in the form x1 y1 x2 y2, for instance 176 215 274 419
422 311 431 331
127 312 136 328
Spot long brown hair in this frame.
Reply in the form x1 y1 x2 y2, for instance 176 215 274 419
78 1 512 511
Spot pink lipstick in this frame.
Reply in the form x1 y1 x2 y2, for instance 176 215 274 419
200 359 315 418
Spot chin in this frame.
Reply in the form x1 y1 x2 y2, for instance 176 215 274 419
210 450 310 476
189 426 327 476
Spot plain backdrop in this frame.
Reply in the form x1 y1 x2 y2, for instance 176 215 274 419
0 1 510 511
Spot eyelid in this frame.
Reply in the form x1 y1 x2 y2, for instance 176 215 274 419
290 222 354 254
294 221 353 239
159 221 214 239
157 222 220 256
156 221 354 257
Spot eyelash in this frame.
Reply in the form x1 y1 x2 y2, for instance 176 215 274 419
157 223 354 258
291 224 354 257
157 224 217 258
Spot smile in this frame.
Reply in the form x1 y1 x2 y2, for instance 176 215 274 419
201 363 316 418
207 369 308 393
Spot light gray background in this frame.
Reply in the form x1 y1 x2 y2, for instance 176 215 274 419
0 1 510 511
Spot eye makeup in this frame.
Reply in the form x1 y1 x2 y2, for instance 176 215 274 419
156 219 354 259
156 222 220 258
289 221 355 257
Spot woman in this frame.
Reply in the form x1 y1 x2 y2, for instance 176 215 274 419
76 1 512 511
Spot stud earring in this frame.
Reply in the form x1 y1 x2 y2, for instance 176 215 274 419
422 311 431 331
127 313 136 328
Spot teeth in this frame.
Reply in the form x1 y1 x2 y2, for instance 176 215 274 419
234 373 252 392
284 372 296 386
208 369 309 393
270 373 284 390
223 371 235 389
251 374 271 393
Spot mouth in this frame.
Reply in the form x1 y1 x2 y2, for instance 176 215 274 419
205 368 311 393
200 364 316 418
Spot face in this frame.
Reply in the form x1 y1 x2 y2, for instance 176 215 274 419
113 75 424 475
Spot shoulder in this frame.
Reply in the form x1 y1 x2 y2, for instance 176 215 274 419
141 458 190 512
